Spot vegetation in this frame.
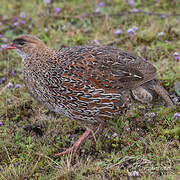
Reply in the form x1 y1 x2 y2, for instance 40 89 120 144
0 0 179 179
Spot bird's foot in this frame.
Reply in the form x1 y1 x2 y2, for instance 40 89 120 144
54 123 105 159
54 128 91 159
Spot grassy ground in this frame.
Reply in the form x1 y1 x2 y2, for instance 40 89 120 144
0 0 180 179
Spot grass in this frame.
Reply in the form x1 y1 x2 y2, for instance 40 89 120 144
0 0 180 179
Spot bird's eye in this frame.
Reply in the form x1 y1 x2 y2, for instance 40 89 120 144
19 42 25 46
13 38 27 46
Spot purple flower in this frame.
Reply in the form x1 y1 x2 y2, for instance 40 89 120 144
132 171 139 177
11 70 15 76
173 52 180 61
0 22 2 26
0 77 6 84
55 8 61 13
144 113 148 117
17 70 22 74
19 20 25 24
158 32 164 37
148 161 152 166
132 26 138 31
0 34 2 38
172 97 178 102
13 22 19 27
150 112 156 118
112 133 118 138
1 44 7 49
44 28 48 32
145 112 156 118
97 2 105 7
132 8 138 12
91 39 100 45
175 56 180 61
147 118 153 123
126 28 135 35
114 29 122 36
173 113 180 119
126 26 138 36
173 52 179 57
0 121 2 126
3 39 7 42
95 8 100 13
161 15 166 19
19 12 26 18
154 0 159 2
14 84 22 89
44 0 51 4
7 82 13 88
128 0 135 6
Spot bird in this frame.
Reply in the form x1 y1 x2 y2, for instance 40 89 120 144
7 34 175 158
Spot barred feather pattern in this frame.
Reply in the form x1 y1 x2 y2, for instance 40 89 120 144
22 45 157 124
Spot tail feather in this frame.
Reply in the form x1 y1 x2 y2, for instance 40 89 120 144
153 83 175 108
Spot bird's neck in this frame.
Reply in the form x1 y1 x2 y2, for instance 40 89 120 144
19 47 55 62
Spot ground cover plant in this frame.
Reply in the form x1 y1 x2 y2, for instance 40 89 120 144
0 0 180 179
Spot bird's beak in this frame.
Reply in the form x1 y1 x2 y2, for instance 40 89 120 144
7 43 16 50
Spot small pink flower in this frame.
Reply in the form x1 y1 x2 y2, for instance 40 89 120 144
7 82 13 88
150 112 156 118
175 56 180 61
158 32 164 37
1 44 7 49
126 28 135 35
172 97 178 102
132 8 138 12
14 84 22 89
55 8 61 13
132 171 139 177
92 39 100 45
44 0 51 4
173 52 179 57
132 26 138 31
19 12 26 18
161 15 166 19
128 0 135 6
174 113 180 119
13 22 19 27
114 29 122 36
97 2 105 7
19 20 25 24
95 8 100 13
0 77 6 84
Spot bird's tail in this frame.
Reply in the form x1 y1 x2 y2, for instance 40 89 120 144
153 81 175 108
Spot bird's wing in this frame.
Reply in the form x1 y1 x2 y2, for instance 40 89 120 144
57 46 157 91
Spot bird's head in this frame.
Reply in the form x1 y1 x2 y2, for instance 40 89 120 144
7 34 47 60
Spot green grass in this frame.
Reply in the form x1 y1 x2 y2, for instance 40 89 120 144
0 0 180 179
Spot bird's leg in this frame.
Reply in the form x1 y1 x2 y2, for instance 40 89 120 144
54 128 91 159
94 123 105 136
89 122 105 140
54 123 105 159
